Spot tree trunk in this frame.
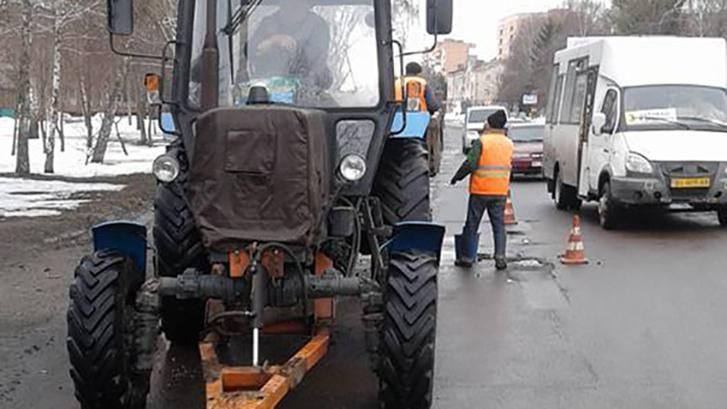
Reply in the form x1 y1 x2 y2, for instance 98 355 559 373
11 103 18 156
45 8 61 174
92 58 129 164
147 109 154 139
15 0 33 175
80 75 93 148
136 86 148 144
114 119 128 155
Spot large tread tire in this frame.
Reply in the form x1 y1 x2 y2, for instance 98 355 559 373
153 172 207 345
67 251 148 409
379 251 438 409
373 139 432 225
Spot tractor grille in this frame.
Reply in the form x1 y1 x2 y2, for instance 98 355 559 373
336 120 374 162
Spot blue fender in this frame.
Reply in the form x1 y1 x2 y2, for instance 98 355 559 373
386 221 446 263
390 112 431 139
92 221 147 276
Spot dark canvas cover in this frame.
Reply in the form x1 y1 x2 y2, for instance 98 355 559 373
188 106 329 252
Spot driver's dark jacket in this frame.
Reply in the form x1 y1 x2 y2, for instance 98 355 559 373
249 11 331 85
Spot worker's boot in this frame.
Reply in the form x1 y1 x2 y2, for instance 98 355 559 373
495 256 507 271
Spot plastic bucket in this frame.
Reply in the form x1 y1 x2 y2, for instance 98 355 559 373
454 233 479 262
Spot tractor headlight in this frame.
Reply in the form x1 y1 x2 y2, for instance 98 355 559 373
339 154 367 182
152 154 180 183
626 152 653 175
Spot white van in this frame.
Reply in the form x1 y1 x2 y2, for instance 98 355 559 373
543 37 727 229
461 105 508 154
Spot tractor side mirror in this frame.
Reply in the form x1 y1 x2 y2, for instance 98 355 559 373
427 0 453 35
107 0 134 35
592 112 606 135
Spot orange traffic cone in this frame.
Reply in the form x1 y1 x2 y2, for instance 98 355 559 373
560 215 588 265
504 191 518 226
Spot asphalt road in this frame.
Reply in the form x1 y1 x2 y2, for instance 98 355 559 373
3 123 727 409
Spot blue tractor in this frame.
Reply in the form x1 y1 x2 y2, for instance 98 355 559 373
66 1 452 408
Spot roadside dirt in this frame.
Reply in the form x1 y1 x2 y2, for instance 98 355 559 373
0 173 155 408
0 173 155 265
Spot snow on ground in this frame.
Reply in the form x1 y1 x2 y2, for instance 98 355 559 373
0 115 167 177
0 115 166 217
0 177 123 218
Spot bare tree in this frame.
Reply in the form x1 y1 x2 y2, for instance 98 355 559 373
91 57 130 163
14 0 33 175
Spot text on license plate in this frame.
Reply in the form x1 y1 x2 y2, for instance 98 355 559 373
671 178 711 188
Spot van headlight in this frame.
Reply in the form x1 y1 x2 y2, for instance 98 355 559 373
626 152 653 174
152 154 180 183
339 154 367 182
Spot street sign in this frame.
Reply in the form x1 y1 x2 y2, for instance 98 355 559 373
522 94 538 105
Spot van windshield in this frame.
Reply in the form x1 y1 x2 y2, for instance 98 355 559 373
623 85 727 131
468 109 498 123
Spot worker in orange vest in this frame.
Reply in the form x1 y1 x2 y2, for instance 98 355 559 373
394 62 441 114
450 110 513 270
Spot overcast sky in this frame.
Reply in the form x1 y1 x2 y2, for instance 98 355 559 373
438 0 570 60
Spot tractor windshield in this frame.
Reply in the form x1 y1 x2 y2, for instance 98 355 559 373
188 0 380 109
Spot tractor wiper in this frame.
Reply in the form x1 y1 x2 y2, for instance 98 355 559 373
221 0 263 37
221 0 263 85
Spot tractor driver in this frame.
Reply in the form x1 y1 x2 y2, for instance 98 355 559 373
249 0 333 90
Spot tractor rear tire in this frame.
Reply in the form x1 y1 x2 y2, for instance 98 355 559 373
153 174 207 345
67 251 149 409
373 139 432 225
378 250 438 409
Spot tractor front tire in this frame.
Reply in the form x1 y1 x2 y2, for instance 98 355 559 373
378 250 438 409
153 176 207 345
373 139 432 225
67 251 149 409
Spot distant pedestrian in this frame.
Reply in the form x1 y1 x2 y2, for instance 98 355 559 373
451 110 513 270
394 62 441 115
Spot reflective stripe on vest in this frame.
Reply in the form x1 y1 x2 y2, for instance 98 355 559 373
394 76 428 112
469 132 514 196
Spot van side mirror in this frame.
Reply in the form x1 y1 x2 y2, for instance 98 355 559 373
427 0 453 35
107 0 134 35
592 112 606 135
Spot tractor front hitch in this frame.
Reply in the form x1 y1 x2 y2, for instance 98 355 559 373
156 268 379 302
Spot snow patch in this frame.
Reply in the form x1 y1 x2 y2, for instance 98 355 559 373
0 115 167 177
0 177 124 218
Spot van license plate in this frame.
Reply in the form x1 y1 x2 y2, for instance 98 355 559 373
671 178 711 188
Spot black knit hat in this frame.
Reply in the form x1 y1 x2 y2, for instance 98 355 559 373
487 110 507 129
406 62 423 75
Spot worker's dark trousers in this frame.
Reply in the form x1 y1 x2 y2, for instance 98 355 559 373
461 194 507 260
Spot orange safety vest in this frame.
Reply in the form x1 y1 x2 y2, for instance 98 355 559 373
469 131 514 196
394 76 428 112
